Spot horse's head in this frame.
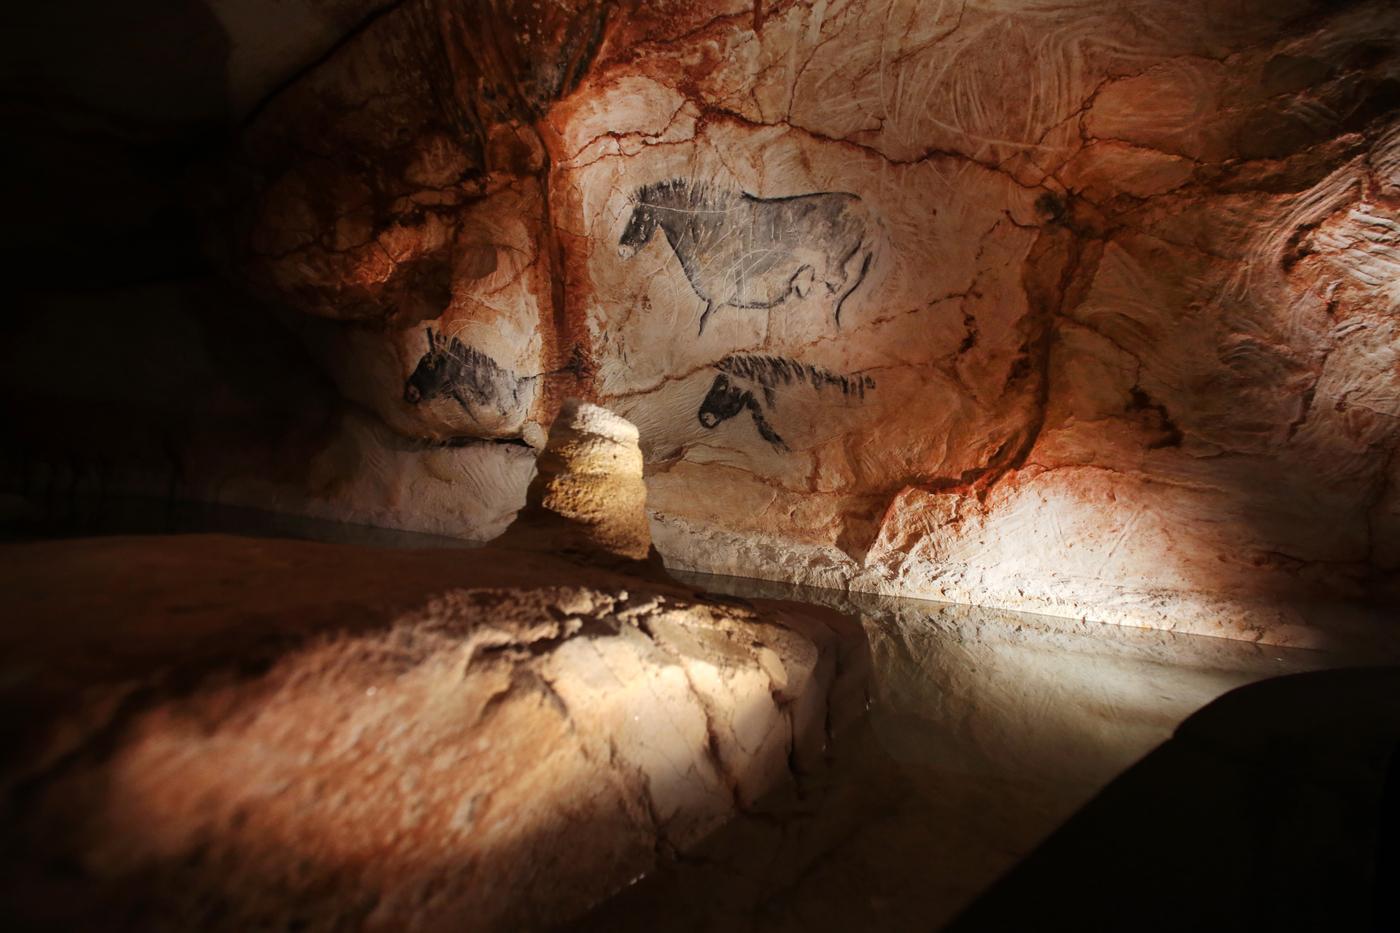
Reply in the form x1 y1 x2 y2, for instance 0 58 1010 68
697 373 747 428
617 201 657 259
404 327 451 404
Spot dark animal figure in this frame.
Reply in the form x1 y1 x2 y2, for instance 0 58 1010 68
404 330 589 426
403 328 526 423
618 179 876 335
697 354 876 450
698 373 787 449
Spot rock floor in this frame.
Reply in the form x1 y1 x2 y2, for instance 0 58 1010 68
2 502 1392 930
579 573 1396 932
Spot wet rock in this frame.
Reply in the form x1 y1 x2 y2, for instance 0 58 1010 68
0 534 861 932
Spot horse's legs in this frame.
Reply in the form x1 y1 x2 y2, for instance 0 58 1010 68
790 265 815 299
697 300 718 336
744 394 787 450
833 250 873 327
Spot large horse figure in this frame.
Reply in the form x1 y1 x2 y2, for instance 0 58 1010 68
618 179 876 335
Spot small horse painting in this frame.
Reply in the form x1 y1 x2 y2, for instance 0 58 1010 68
618 179 876 334
697 354 876 450
403 328 525 422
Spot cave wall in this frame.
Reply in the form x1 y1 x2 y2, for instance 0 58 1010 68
0 0 538 540
6 0 1400 643
571 0 1400 643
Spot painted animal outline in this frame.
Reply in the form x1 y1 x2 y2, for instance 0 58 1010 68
697 354 876 450
618 179 877 335
403 328 528 424
404 329 586 426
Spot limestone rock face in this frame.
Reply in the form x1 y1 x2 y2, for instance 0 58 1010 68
234 0 611 443
503 399 653 561
209 0 1400 644
10 0 1398 644
560 0 1400 645
0 535 861 931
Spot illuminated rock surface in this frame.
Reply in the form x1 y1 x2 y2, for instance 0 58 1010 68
3 4 1399 926
229 0 1400 643
0 535 862 931
6 0 1400 645
499 399 655 563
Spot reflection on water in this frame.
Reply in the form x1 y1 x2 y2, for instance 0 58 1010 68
582 571 1389 932
6 496 1390 929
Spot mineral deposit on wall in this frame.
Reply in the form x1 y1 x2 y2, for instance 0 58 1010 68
158 0 1400 643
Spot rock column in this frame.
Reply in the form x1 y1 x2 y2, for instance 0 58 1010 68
502 399 654 563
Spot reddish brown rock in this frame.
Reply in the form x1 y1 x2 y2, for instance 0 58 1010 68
0 401 864 930
0 533 861 931
500 399 655 563
205 0 1400 643
8 0 1397 645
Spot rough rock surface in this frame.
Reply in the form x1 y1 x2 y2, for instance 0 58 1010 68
500 399 654 562
7 0 1400 644
572 0 1400 644
202 0 1400 644
0 534 861 931
581 572 1395 931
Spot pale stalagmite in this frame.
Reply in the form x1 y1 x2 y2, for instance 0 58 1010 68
500 399 654 562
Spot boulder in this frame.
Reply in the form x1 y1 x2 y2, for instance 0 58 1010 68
0 533 862 931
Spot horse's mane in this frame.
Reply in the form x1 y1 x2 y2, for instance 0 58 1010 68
635 178 736 211
717 354 875 400
424 328 516 386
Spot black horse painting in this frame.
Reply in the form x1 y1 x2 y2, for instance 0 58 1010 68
618 179 876 335
403 328 526 422
697 354 876 450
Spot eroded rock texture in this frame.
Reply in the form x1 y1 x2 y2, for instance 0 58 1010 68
216 0 1400 643
580 572 1394 931
7 1 1398 643
573 0 1400 644
0 535 861 931
500 399 655 562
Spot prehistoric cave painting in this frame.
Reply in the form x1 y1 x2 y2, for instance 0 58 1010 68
697 354 876 451
618 179 876 335
404 330 587 426
403 328 528 423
